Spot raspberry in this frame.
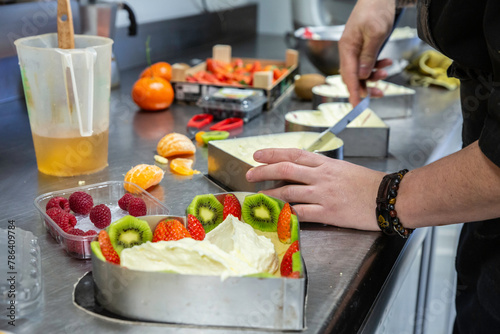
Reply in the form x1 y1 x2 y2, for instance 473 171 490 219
52 212 75 233
118 193 135 211
127 197 147 217
46 196 70 213
90 204 112 229
68 228 85 236
66 212 77 227
69 191 94 215
84 230 97 236
46 207 64 221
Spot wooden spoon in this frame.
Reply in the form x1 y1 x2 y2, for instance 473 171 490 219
57 0 75 49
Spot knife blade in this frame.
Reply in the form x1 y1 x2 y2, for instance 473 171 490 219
305 95 370 152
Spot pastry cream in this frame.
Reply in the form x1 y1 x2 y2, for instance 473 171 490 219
120 215 279 279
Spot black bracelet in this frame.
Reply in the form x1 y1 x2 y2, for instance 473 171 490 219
376 169 414 238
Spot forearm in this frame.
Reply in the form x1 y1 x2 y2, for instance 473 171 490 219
397 141 500 228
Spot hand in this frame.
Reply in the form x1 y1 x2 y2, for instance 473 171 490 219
339 0 396 105
245 148 385 231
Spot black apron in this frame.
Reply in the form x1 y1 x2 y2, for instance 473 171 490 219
417 1 500 332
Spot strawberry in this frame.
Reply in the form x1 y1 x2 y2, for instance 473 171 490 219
280 240 299 277
153 219 191 242
187 214 206 240
288 271 301 279
98 230 120 264
223 193 241 220
277 203 292 243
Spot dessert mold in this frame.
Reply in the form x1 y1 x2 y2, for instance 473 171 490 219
91 192 307 330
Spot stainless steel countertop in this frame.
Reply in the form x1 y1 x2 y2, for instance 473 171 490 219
0 35 461 333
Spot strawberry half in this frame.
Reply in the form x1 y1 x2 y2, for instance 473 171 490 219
153 219 191 242
277 203 292 243
187 214 206 240
223 193 241 220
98 230 120 265
280 240 299 277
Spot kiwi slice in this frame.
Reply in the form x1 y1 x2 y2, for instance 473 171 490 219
186 194 224 233
290 214 300 243
292 251 303 274
201 131 229 144
241 193 281 232
107 215 153 255
90 241 105 262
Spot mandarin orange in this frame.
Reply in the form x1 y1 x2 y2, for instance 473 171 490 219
170 158 200 176
140 62 172 82
124 164 165 193
131 77 174 111
157 132 196 158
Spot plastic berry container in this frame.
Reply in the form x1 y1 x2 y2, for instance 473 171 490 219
197 88 267 122
34 181 169 259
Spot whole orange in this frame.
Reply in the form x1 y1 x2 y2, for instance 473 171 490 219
140 62 172 82
131 77 174 111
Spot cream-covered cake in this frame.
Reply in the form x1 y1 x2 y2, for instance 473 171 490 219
120 215 279 279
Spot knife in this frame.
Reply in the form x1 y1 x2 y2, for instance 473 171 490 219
305 95 370 152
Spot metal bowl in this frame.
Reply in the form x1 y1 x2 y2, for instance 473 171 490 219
289 25 421 75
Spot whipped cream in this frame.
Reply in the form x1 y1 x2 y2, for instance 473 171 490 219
120 215 279 279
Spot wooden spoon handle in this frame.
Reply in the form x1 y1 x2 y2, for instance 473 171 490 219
57 0 75 49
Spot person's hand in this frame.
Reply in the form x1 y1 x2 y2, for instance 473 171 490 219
339 0 396 105
245 148 385 231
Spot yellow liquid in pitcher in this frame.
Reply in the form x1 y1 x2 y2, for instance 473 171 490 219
32 130 109 177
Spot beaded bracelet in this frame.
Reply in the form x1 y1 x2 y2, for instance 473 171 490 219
376 169 414 238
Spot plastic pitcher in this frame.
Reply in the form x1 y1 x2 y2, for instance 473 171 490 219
14 33 113 177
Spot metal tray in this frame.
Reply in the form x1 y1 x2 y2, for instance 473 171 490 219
91 192 307 330
207 132 343 192
312 81 415 119
285 108 390 158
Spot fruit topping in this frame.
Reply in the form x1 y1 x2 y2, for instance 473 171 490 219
91 241 106 262
186 194 224 233
98 230 120 264
290 214 300 243
187 214 206 241
288 271 301 279
170 158 200 176
292 251 303 275
90 204 112 229
157 132 196 158
153 219 191 242
124 164 164 194
277 203 292 243
223 193 242 220
127 197 147 217
46 196 70 213
242 193 281 232
107 216 153 255
118 193 135 211
69 191 94 215
280 240 300 277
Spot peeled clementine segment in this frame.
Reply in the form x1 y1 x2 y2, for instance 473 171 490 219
157 132 196 158
195 131 205 145
124 164 165 193
170 158 200 176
